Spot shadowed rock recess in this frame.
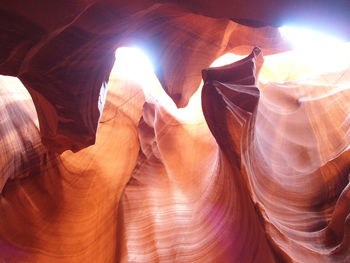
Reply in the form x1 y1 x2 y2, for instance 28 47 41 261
0 1 350 262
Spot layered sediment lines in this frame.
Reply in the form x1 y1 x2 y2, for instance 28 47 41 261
1 1 350 262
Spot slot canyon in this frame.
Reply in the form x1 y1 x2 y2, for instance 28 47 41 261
0 1 350 262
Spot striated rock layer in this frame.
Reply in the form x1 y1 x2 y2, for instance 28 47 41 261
1 1 350 263
2 1 349 152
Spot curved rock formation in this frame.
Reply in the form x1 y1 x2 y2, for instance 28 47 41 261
0 1 350 263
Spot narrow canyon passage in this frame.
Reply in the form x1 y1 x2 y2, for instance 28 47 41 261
1 2 350 262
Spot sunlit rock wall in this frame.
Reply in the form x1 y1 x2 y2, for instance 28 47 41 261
0 1 350 262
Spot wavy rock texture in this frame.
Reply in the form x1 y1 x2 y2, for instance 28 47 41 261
1 1 350 263
117 48 277 262
2 0 330 152
247 49 350 263
0 72 142 262
2 0 349 152
201 48 350 262
0 77 47 192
